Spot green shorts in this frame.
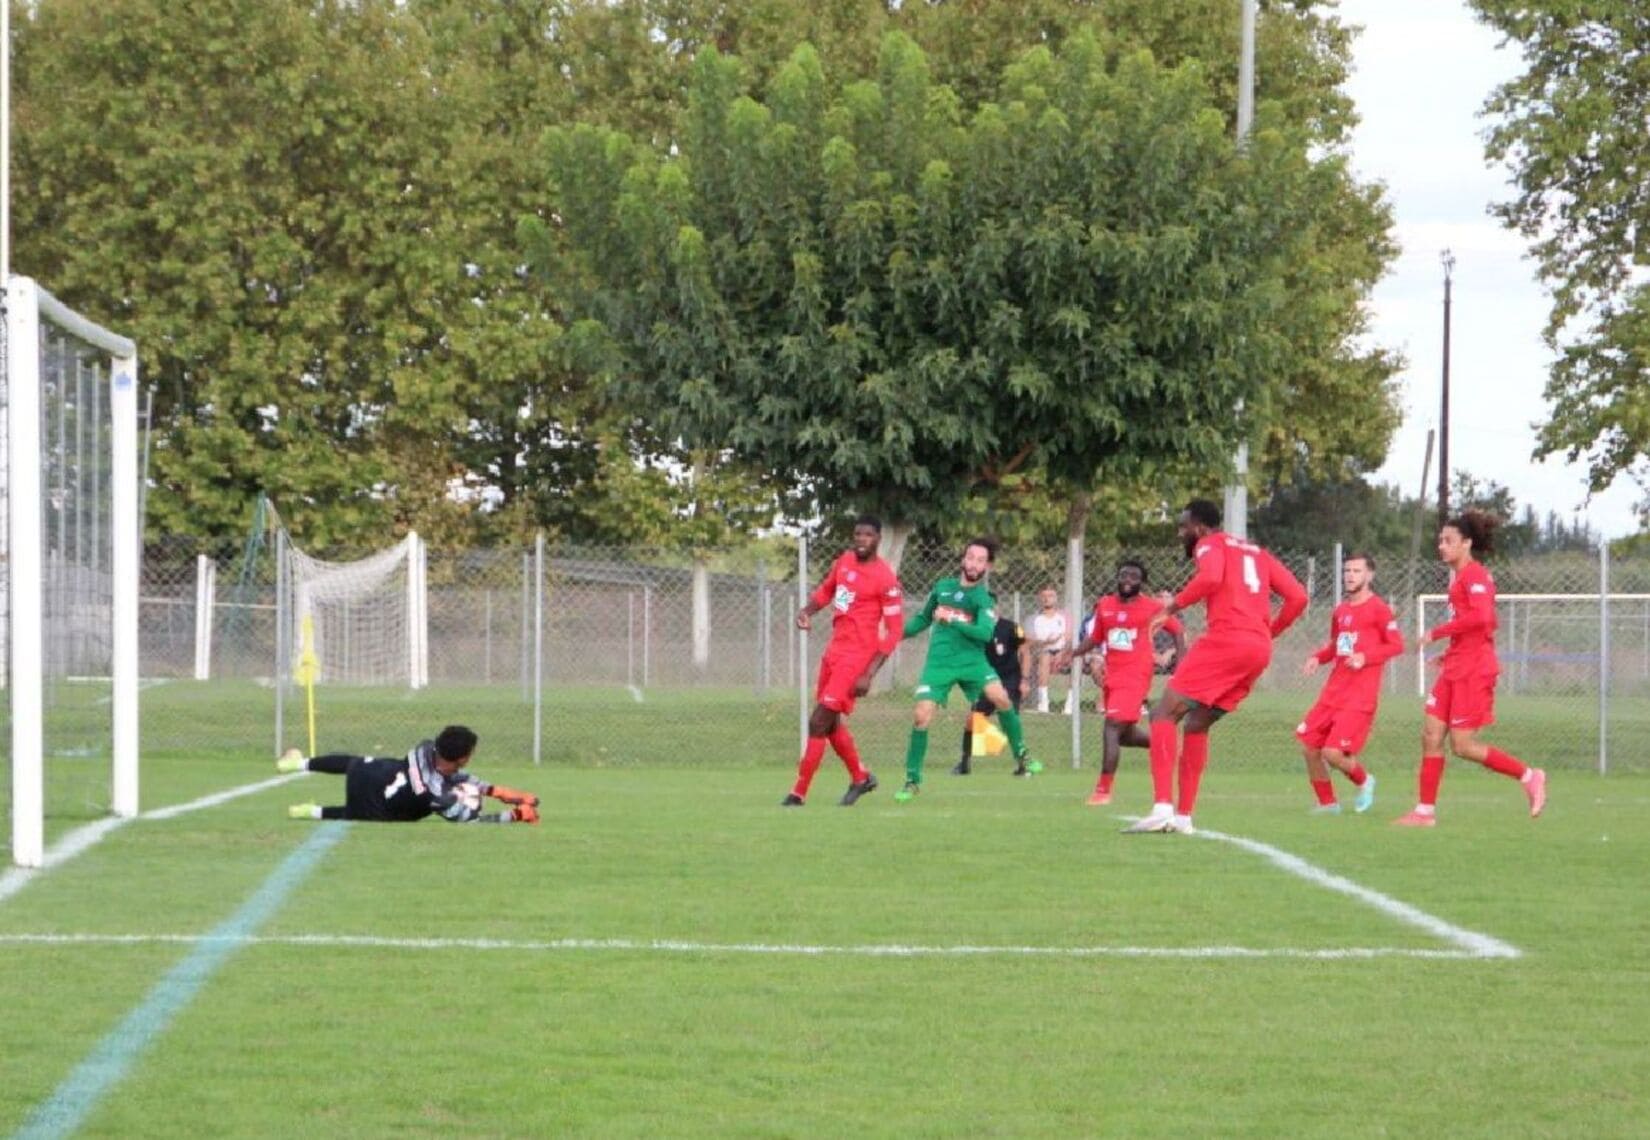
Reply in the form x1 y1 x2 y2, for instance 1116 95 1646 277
914 659 1001 707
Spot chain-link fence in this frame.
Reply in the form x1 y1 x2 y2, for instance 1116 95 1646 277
132 534 1650 779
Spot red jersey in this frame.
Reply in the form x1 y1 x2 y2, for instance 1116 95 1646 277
810 551 903 656
1094 594 1183 686
1428 560 1498 679
1310 594 1404 713
1175 532 1308 641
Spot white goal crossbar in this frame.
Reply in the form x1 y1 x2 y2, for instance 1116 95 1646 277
6 277 140 867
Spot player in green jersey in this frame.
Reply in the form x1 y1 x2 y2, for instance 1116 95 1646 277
895 538 1040 801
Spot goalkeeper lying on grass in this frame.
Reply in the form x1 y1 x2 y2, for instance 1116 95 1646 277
280 724 539 824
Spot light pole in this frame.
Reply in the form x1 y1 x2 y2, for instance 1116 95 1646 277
1437 249 1455 529
1222 0 1257 537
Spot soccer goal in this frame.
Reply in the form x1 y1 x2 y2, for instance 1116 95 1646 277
4 277 140 868
1416 589 1650 776
268 520 546 766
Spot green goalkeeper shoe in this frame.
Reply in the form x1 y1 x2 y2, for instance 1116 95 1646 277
893 781 920 803
276 748 307 774
287 803 321 820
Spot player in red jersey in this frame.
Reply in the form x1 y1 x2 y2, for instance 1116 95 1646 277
1129 500 1309 834
1395 510 1547 826
783 515 903 807
1296 553 1403 814
1053 560 1185 805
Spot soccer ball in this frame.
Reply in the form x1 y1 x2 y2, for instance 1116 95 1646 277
451 782 483 812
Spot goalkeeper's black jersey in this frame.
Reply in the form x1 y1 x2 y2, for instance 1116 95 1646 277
343 741 488 823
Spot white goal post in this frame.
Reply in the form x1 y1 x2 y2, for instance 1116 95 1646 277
5 277 140 868
1416 579 1650 777
1413 591 1650 698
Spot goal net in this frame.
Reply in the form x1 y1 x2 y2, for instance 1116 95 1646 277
4 278 140 867
1414 592 1650 697
266 523 546 766
272 521 429 756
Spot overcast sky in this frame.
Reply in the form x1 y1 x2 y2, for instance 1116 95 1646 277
1336 0 1643 538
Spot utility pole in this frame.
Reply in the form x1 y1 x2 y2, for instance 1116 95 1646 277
1437 250 1455 528
1221 0 1257 537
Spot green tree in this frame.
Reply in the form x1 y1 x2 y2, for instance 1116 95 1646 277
12 0 559 546
1472 2 1650 517
587 0 1401 507
534 31 1346 563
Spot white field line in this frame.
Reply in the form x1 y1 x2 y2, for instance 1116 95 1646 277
1187 823 1521 959
141 773 307 822
0 931 1489 961
0 773 308 905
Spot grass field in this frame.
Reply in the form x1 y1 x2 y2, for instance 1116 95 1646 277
2 684 1648 1136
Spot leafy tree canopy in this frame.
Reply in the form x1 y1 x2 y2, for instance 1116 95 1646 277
1473 2 1650 518
535 29 1377 549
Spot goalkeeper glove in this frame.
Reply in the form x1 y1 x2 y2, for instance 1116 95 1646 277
490 784 540 808
510 803 540 824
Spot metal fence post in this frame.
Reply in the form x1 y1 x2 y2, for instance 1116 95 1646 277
1070 538 1085 769
627 590 636 691
520 552 531 702
533 532 545 766
758 559 770 696
798 535 809 755
1332 543 1343 606
193 552 214 681
1599 543 1609 776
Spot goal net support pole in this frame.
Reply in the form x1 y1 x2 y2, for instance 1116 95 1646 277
7 278 139 867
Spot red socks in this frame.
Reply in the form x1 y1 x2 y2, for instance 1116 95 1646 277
1096 771 1115 796
1346 762 1368 787
1482 746 1528 780
1418 754 1446 807
1177 732 1209 816
1149 720 1177 804
1311 779 1336 806
828 726 867 782
792 736 828 798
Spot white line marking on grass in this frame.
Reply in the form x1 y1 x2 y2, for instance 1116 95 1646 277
1180 823 1521 959
141 773 308 822
0 774 309 906
11 823 347 1140
0 820 127 904
0 932 1491 961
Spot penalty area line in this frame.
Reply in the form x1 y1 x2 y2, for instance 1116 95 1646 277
1184 822 1521 960
0 773 310 906
0 931 1492 961
11 824 347 1140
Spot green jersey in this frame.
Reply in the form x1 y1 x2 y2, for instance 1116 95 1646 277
904 576 995 667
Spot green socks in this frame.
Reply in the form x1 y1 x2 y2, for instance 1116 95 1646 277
999 707 1027 758
905 728 929 784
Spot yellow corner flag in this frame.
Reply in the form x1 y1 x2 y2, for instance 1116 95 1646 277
969 711 1008 757
295 615 319 758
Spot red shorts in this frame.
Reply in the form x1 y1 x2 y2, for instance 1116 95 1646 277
1426 673 1497 730
1170 634 1271 712
1102 677 1151 724
816 647 876 715
1295 702 1375 756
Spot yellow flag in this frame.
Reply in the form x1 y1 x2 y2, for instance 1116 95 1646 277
970 712 1008 757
